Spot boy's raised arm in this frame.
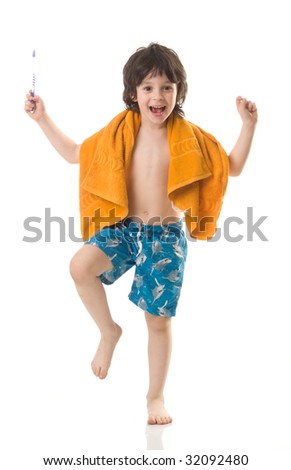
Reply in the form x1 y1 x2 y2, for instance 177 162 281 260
228 96 258 177
24 91 80 164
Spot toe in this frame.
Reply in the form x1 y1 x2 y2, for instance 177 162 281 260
158 415 172 425
147 416 156 425
99 368 108 380
92 364 107 379
91 364 100 377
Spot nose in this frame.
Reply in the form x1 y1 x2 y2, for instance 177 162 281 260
153 88 163 101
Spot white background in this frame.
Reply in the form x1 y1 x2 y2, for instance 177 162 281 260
0 0 290 468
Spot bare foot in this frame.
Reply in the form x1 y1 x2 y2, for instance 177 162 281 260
147 397 172 425
91 323 122 379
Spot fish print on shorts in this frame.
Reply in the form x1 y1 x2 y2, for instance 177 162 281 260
150 257 172 275
152 278 166 303
164 269 181 283
85 218 187 317
157 301 172 317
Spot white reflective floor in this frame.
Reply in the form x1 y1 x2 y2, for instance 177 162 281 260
1 313 291 469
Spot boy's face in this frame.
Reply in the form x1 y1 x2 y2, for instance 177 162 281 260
135 72 177 127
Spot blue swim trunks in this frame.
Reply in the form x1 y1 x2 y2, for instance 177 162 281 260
85 217 188 317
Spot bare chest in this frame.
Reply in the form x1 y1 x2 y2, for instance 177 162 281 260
125 128 177 220
126 135 170 184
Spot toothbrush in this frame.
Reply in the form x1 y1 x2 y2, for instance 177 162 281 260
31 49 36 111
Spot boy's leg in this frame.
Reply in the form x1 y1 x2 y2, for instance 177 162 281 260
145 312 173 425
70 244 122 379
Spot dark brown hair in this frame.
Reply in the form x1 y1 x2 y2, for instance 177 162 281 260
123 43 188 118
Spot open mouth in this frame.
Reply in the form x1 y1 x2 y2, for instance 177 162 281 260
150 106 166 115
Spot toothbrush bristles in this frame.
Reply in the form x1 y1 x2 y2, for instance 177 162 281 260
32 49 36 100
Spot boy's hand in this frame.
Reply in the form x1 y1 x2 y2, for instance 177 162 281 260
24 91 46 122
236 96 258 126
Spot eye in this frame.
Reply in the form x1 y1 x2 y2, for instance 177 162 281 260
164 85 174 91
143 86 152 92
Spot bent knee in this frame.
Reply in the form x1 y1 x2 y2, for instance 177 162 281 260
69 245 113 284
69 254 95 284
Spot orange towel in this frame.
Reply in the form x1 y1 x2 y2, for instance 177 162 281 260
79 110 229 241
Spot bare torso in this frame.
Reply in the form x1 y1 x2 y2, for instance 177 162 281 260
126 125 181 225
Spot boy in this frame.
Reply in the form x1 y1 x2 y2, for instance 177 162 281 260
24 43 258 425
